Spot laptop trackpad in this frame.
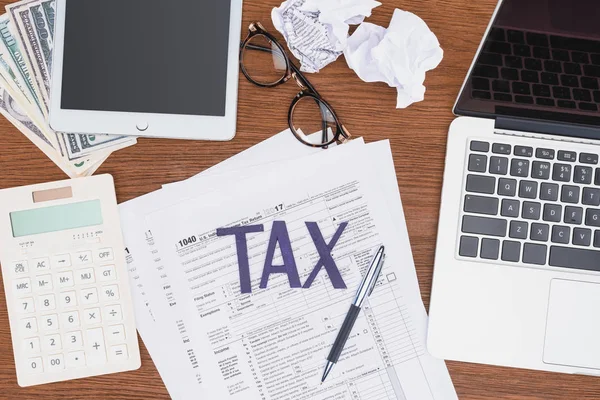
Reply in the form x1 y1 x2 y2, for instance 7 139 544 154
544 279 600 370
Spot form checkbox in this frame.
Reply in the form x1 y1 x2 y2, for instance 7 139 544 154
386 273 397 282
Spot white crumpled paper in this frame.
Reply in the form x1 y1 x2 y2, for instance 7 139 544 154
272 0 381 73
344 9 444 108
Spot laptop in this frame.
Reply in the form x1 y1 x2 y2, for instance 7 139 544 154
428 0 600 375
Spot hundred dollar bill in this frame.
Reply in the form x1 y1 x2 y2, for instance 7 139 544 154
0 13 44 116
0 76 94 176
7 0 136 161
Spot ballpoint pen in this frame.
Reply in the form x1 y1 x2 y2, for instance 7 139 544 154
321 245 386 384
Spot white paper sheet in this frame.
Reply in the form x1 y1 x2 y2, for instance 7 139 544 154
144 141 457 399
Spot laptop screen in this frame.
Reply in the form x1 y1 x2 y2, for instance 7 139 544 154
455 0 600 129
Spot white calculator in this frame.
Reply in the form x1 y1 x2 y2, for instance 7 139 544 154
0 174 141 387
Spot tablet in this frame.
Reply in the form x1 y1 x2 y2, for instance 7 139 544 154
49 0 242 141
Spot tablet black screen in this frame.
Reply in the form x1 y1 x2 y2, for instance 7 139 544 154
61 0 231 117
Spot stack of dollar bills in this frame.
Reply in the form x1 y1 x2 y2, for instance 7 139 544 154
0 0 136 177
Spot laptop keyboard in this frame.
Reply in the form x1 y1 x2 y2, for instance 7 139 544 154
460 139 600 272
471 27 600 111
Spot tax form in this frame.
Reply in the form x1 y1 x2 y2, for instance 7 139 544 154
120 131 327 398
145 141 457 399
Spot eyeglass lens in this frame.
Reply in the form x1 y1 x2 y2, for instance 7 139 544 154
291 96 338 146
242 34 287 86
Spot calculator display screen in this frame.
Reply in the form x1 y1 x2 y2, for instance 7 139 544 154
10 200 103 238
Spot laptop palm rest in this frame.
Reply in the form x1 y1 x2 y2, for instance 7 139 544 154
544 279 600 370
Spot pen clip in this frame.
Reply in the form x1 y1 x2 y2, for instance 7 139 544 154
367 253 385 297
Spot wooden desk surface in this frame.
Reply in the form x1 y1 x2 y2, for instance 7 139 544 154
1 0 600 399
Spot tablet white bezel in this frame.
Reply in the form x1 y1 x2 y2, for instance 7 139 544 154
49 0 243 141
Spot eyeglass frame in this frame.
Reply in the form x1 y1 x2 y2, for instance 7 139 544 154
239 22 353 148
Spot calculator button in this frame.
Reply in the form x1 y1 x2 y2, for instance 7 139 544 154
107 324 126 344
25 357 43 374
14 278 31 295
20 317 37 334
98 265 116 282
23 337 40 354
84 308 102 325
95 248 114 262
19 298 35 314
66 351 86 369
81 288 99 305
46 354 65 372
51 254 71 268
75 268 95 285
60 291 77 308
109 344 128 361
62 311 80 329
56 271 74 288
34 275 53 292
38 294 56 311
65 331 83 350
73 251 92 266
41 314 59 332
42 334 62 352
101 285 120 301
32 257 50 271
85 328 107 366
103 305 123 322
11 260 28 275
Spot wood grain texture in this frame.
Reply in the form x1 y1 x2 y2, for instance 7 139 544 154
1 0 599 399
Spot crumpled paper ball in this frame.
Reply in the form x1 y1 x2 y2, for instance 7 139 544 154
344 9 444 108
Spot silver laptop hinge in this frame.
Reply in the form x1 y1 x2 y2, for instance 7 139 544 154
495 117 600 147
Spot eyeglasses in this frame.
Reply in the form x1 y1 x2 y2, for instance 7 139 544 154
240 22 353 148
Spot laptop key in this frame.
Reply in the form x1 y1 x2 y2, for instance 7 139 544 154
552 86 570 99
531 161 551 179
462 215 507 237
473 90 492 99
521 70 538 83
540 183 559 201
459 236 479 258
512 81 530 94
544 60 562 73
533 47 551 60
502 241 521 262
581 153 599 164
536 148 555 160
578 102 598 111
564 206 583 225
596 168 600 185
557 100 576 109
592 54 600 65
502 68 519 80
573 89 592 102
524 58 542 70
492 79 511 92
464 195 499 216
552 49 570 62
515 95 534 104
501 199 520 217
489 156 508 175
507 30 524 44
574 166 593 184
551 226 571 244
510 221 528 239
595 231 600 248
583 188 600 206
526 32 548 47
514 146 533 157
489 28 506 42
494 93 513 102
481 238 500 260
541 72 559 85
595 91 600 103
472 78 490 91
466 175 496 194
586 209 600 227
581 77 599 90
533 84 551 97
510 159 530 177
519 181 538 198
492 143 511 154
561 185 580 203
573 228 592 246
549 246 600 271
584 64 600 78
560 74 579 87
470 141 489 152
543 204 562 222
473 65 499 78
571 51 589 64
468 154 487 172
552 164 572 181
564 63 582 76
530 223 550 242
514 45 531 58
504 55 522 68
522 202 541 220
523 243 547 265
478 52 503 66
498 178 517 196
536 98 555 107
